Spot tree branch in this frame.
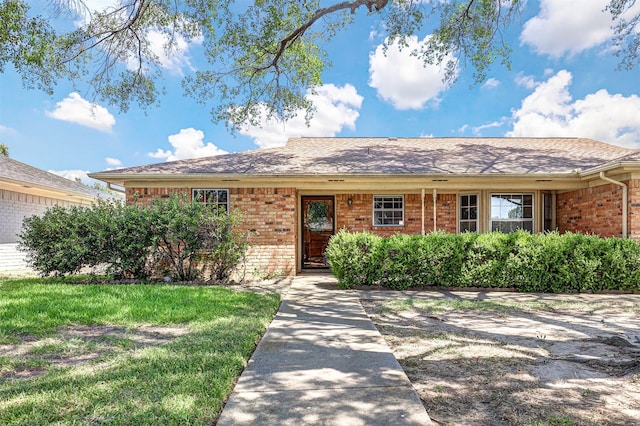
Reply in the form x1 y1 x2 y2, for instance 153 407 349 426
257 0 388 72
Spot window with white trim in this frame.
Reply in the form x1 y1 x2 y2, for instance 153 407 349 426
459 194 479 232
490 193 533 232
192 189 229 212
373 195 404 226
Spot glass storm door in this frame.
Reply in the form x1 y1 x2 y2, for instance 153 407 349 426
302 196 335 268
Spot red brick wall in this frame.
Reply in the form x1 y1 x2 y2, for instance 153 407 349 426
231 187 296 276
557 182 625 237
335 193 457 236
425 193 457 234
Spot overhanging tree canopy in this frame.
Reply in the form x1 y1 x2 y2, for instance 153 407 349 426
1 0 638 128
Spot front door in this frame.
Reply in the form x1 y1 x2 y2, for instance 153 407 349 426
302 196 335 268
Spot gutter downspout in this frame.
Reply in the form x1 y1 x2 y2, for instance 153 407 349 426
433 189 437 232
599 171 628 238
421 189 426 235
107 183 126 194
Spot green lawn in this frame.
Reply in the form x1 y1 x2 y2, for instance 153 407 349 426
0 277 280 425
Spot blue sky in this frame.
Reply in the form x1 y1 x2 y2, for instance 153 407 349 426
1 0 639 185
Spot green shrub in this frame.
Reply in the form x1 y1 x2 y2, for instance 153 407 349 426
460 231 516 288
19 205 92 276
325 230 640 293
376 233 466 290
325 230 381 289
199 209 249 283
18 195 248 282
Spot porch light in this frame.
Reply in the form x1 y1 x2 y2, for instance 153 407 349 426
347 196 353 207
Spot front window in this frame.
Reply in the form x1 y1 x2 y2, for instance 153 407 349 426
192 189 229 212
459 194 479 232
373 195 404 226
491 193 533 232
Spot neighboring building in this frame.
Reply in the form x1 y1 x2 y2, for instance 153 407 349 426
90 137 640 276
0 155 114 270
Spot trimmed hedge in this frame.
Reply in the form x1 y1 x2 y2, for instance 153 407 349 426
326 230 640 292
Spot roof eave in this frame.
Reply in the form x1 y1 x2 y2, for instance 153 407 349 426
89 171 582 185
0 177 102 202
579 161 640 178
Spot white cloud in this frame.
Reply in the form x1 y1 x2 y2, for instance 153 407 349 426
0 124 16 135
520 0 640 57
48 169 96 186
149 128 228 161
105 157 122 167
238 84 364 149
368 35 456 110
130 30 200 75
72 0 117 25
45 93 115 132
472 120 507 136
507 70 640 148
74 2 200 75
482 78 500 89
515 72 539 90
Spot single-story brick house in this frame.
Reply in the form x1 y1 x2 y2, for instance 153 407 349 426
0 155 113 270
90 137 640 276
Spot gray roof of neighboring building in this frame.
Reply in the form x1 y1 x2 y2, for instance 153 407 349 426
91 137 640 178
0 155 113 199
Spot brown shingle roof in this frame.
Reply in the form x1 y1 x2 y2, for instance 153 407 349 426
91 137 640 178
0 155 111 199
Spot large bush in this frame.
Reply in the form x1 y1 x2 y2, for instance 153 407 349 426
324 230 382 289
376 233 468 290
326 230 640 293
18 195 248 282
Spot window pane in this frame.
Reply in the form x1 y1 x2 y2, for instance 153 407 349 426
374 212 383 225
193 189 229 212
470 207 477 220
507 206 522 219
373 196 403 226
460 194 479 234
491 193 533 221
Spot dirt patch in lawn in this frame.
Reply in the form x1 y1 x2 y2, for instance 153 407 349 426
0 325 190 381
362 297 640 426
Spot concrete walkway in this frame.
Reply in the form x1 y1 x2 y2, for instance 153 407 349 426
217 274 432 425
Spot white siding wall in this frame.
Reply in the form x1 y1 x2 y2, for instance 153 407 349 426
0 243 29 271
0 189 85 243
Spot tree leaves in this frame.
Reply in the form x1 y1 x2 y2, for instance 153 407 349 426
2 0 637 128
